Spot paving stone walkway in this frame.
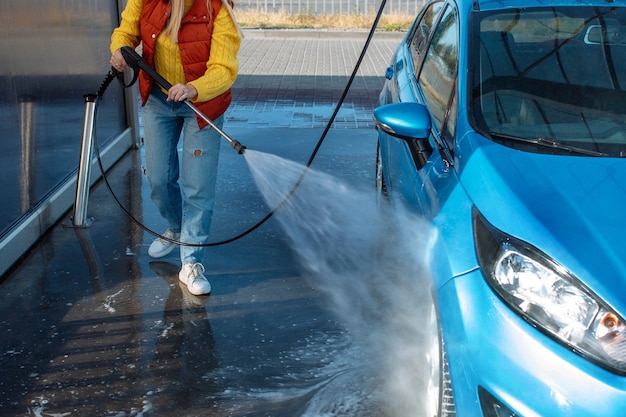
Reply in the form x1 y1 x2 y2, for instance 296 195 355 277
226 30 404 128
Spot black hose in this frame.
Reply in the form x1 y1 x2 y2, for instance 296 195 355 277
93 0 388 247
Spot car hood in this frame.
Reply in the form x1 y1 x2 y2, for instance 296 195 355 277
458 133 626 312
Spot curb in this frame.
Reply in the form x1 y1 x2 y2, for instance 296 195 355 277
241 28 407 40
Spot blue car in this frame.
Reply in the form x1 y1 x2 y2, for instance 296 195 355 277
373 0 626 415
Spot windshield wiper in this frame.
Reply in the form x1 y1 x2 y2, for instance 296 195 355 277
488 132 607 156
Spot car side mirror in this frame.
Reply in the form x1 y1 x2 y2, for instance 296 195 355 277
374 102 433 169
373 102 432 141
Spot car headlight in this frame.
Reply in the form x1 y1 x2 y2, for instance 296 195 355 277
473 208 626 375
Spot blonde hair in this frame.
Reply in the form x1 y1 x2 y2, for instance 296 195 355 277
162 0 211 43
162 0 243 43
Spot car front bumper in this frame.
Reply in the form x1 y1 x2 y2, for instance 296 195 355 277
438 268 626 417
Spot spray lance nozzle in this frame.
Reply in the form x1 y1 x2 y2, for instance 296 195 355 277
119 46 246 154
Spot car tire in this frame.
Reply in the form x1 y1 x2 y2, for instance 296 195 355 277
375 142 388 199
425 292 456 417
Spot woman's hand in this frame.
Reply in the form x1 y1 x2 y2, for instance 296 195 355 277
167 83 198 102
110 49 129 72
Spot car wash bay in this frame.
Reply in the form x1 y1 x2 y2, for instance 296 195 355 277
0 31 407 416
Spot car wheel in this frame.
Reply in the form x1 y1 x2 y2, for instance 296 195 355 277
426 293 456 417
375 142 387 199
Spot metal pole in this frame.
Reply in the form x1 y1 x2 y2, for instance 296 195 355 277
19 97 35 212
181 100 245 153
72 94 97 227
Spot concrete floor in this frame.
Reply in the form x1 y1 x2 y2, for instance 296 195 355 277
0 31 415 417
1 126 384 417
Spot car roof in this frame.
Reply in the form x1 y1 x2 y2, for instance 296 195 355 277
474 0 625 11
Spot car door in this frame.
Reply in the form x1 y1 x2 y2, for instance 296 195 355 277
379 1 445 214
413 3 459 219
380 2 458 218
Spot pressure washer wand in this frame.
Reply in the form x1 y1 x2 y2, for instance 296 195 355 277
183 97 246 154
120 46 246 154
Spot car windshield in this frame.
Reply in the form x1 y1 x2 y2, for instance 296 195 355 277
470 7 626 156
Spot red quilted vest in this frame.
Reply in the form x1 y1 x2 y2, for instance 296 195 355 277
139 0 232 129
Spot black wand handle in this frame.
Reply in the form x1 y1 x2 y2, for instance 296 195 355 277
120 46 173 91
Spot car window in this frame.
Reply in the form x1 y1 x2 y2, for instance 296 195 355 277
418 5 459 136
409 1 445 75
471 7 626 157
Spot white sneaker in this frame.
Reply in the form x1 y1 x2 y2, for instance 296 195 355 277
148 230 180 258
179 263 211 295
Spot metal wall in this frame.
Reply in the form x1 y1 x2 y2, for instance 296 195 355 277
0 0 138 277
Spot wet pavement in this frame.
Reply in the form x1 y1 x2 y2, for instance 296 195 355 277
0 30 406 416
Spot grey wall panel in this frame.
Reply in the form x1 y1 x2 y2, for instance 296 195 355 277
0 0 136 275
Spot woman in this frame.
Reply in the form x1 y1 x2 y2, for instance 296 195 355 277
110 0 242 295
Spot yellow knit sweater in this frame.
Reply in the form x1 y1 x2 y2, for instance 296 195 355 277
110 0 240 103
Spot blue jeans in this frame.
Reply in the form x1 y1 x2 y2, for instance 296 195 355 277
142 87 222 265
